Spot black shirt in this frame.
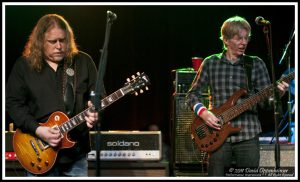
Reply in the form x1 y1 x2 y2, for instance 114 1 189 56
6 51 97 163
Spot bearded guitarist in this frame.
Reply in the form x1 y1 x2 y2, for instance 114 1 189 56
6 14 99 177
186 16 290 176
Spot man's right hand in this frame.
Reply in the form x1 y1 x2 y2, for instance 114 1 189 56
200 110 222 130
35 126 62 147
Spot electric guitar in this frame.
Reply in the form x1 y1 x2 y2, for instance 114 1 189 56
13 72 150 174
191 71 294 153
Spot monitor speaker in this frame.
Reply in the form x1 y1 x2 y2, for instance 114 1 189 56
260 144 295 167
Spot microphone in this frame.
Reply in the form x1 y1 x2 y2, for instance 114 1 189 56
107 10 117 21
255 16 270 25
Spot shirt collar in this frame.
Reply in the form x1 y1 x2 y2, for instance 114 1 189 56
220 51 244 65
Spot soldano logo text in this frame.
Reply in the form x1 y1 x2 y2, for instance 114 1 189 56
107 140 140 147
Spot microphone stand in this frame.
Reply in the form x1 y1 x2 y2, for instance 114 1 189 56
278 29 295 143
262 24 281 169
286 52 293 143
279 29 294 65
91 12 116 177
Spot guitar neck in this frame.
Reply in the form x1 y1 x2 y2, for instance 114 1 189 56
58 87 129 134
220 72 294 123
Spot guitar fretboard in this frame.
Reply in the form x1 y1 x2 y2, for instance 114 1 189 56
58 88 128 134
219 72 294 123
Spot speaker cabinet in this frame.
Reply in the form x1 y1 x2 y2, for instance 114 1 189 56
170 69 209 176
171 95 209 176
5 161 25 177
88 161 169 177
5 160 169 177
172 95 207 164
260 144 295 167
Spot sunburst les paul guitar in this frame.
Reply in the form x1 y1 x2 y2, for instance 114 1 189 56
191 71 294 153
13 72 150 175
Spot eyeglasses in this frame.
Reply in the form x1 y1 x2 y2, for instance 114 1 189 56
232 35 251 42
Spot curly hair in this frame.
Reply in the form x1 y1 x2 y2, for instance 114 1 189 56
23 14 78 72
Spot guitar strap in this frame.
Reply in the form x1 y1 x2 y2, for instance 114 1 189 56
243 55 253 92
63 58 76 116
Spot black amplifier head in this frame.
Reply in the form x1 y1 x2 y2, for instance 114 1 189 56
171 68 196 94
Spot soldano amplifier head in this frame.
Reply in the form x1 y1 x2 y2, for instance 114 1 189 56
89 131 162 161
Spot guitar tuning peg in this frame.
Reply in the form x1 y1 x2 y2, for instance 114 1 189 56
131 75 136 79
136 72 140 76
126 78 130 82
134 92 138 96
145 86 149 90
140 89 144 94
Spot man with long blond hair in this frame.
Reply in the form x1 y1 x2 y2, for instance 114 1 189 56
6 14 99 176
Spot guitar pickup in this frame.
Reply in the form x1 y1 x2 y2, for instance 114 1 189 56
195 125 206 139
29 139 40 156
35 138 45 151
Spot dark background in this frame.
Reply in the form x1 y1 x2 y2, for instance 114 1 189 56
4 4 296 145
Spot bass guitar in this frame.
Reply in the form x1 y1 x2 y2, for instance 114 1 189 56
13 72 150 174
191 71 294 153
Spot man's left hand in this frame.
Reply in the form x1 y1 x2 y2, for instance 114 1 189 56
85 101 99 128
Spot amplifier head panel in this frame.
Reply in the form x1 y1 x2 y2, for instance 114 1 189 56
171 69 197 94
89 131 162 161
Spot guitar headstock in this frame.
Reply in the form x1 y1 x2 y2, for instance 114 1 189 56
124 72 151 96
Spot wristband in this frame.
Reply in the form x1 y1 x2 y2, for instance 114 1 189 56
198 107 207 116
193 103 207 116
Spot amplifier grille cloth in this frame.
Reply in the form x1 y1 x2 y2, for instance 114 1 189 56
173 96 209 164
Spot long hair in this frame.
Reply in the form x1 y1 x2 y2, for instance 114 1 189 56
23 14 78 72
219 16 251 50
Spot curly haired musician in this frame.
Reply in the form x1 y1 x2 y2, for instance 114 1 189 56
186 16 289 176
6 14 99 176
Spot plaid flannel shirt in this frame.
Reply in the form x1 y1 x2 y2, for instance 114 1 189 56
186 52 271 143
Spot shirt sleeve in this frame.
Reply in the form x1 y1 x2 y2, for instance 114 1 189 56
186 58 209 112
6 58 40 135
252 57 272 109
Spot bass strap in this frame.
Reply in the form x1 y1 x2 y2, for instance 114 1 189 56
64 59 76 116
243 55 253 92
